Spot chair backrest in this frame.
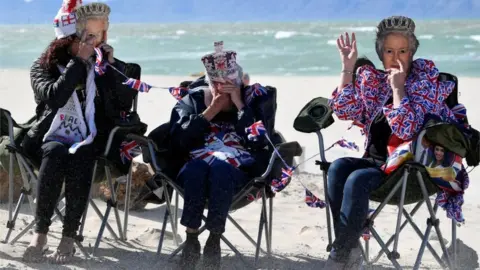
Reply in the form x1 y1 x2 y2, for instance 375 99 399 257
438 72 459 110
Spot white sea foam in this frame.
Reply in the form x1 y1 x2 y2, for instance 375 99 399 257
275 31 296 39
418 35 434 40
470 35 480 42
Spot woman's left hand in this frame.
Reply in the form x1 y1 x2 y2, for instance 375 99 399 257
221 82 244 109
387 59 407 92
100 43 115 64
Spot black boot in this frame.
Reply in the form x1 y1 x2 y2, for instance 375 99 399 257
203 232 221 270
180 232 201 270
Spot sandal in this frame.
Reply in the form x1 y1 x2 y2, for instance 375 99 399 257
22 245 49 263
47 247 76 264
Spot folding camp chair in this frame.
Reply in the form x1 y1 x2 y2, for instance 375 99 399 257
128 130 301 267
87 63 148 256
127 83 301 267
293 72 464 270
0 108 90 258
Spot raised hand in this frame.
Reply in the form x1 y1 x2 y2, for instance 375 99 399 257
77 31 96 61
336 32 358 72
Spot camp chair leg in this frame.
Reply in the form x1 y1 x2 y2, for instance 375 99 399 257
451 220 457 269
157 206 170 255
123 163 133 240
261 190 272 259
416 171 452 269
322 170 333 252
370 201 424 264
268 196 273 254
174 191 179 239
158 185 180 254
254 200 266 266
227 215 267 254
370 227 402 270
92 165 126 256
162 178 179 247
392 169 408 259
89 199 119 240
3 190 29 243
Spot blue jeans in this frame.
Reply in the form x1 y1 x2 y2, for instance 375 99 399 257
327 157 385 254
176 159 249 234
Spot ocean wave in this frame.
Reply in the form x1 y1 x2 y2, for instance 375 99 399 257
275 31 296 39
333 26 376 32
297 66 330 71
327 39 337 46
471 35 480 42
176 30 186 35
418 35 434 40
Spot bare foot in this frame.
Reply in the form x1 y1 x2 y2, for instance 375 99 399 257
47 236 76 264
22 233 48 263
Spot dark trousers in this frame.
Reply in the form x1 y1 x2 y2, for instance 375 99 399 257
176 159 249 234
327 157 385 255
26 141 95 238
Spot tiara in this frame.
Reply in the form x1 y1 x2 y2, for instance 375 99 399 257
377 16 415 34
75 3 111 20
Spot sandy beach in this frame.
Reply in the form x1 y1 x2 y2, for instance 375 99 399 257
1 69 480 269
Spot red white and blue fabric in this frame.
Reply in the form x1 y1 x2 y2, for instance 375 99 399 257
245 121 267 141
169 87 189 101
123 78 152 93
94 48 107 76
244 83 268 105
305 190 326 208
271 167 293 192
189 123 254 168
329 58 469 223
328 58 457 147
120 140 142 164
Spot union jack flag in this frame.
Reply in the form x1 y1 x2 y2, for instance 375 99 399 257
246 190 263 202
244 83 268 105
120 140 142 164
305 190 326 208
245 121 266 141
451 104 467 120
123 78 152 93
271 166 294 192
169 87 189 100
336 139 359 151
94 48 107 76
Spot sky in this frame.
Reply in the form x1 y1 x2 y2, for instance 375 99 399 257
0 0 479 24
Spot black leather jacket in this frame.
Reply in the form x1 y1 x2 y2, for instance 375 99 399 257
24 55 137 154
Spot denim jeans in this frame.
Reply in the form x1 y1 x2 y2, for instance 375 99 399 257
327 157 385 257
176 159 249 234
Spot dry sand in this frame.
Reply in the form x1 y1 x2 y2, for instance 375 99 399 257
0 69 479 269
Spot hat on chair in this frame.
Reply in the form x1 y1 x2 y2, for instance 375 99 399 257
293 97 335 133
201 41 240 83
53 0 83 39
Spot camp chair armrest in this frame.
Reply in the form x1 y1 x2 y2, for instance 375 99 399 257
103 125 145 157
254 141 303 184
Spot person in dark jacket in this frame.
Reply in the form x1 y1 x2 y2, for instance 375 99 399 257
21 1 136 264
169 41 270 270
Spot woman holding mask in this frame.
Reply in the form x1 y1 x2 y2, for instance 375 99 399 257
22 0 135 264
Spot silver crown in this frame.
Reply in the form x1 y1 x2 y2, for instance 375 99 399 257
75 3 111 21
377 16 415 34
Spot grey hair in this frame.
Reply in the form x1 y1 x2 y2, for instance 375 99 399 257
375 31 419 61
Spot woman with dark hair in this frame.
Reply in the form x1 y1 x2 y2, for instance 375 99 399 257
22 0 135 264
325 15 461 269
